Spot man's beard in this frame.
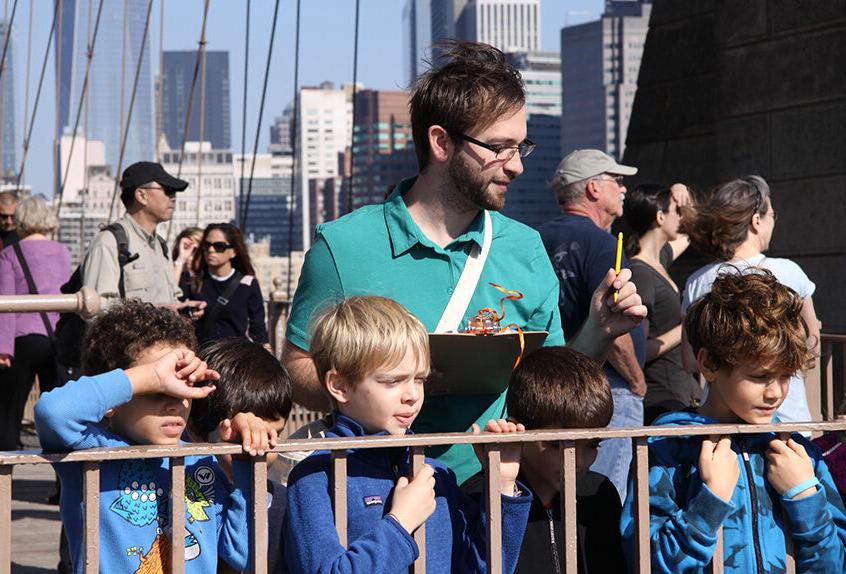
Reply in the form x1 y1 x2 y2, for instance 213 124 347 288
447 154 506 212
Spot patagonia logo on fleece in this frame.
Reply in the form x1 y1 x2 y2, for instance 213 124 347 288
363 495 383 507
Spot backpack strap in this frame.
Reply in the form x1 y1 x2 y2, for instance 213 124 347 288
200 271 245 340
103 223 139 299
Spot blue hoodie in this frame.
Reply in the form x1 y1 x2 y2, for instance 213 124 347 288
283 413 532 573
34 370 252 574
620 410 846 573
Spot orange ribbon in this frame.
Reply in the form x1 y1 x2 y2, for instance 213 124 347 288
466 283 527 368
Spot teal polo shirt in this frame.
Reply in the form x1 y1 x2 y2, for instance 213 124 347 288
287 177 564 483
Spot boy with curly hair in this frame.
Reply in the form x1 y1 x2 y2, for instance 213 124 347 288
621 271 846 573
36 301 276 573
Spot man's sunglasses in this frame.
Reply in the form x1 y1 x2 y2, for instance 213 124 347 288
202 241 234 253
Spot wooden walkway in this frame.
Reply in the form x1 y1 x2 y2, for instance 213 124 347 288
9 432 62 574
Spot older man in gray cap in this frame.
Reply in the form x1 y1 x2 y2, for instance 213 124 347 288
537 149 646 503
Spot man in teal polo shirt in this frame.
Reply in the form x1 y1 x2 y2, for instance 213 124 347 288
282 41 646 484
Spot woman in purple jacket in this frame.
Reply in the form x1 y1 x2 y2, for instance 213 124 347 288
0 195 71 450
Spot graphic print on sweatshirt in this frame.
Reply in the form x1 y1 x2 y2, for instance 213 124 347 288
109 460 218 572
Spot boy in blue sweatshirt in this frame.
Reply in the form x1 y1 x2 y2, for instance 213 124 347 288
35 301 279 574
283 296 532 573
621 270 846 573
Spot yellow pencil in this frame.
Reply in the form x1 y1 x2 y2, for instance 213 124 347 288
613 232 623 302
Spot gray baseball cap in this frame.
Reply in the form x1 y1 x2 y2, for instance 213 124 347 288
555 149 637 185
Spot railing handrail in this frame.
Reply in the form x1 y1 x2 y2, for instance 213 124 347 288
0 287 100 318
4 420 846 466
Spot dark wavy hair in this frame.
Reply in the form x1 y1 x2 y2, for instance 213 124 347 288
410 41 525 171
506 346 612 429
190 223 255 294
622 183 673 257
189 338 293 438
684 269 815 375
680 175 770 261
81 300 197 375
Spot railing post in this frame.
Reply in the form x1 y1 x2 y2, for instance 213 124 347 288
410 447 427 573
331 450 348 547
560 440 578 574
83 461 100 574
485 447 503 574
632 436 650 574
170 457 185 574
252 456 269 574
823 340 834 420
706 528 723 573
0 465 10 574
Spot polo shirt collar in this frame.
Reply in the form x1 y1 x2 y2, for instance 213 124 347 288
384 176 488 257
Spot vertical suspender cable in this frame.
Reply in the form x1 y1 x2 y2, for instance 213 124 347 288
15 0 61 190
117 0 127 180
0 0 18 83
239 0 281 230
53 0 63 202
55 0 105 218
21 0 31 145
107 0 155 220
0 0 17 175
80 0 93 259
346 0 360 215
238 0 249 216
165 0 210 241
284 0 301 299
194 36 206 226
155 0 164 162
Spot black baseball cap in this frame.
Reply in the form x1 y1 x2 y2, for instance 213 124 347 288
120 161 189 194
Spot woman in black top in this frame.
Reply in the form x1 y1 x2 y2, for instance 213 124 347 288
623 183 700 424
181 223 269 347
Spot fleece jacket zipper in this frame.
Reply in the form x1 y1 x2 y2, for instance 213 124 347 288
739 438 764 574
545 507 562 574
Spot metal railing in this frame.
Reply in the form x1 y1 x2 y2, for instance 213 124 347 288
3 421 846 574
3 290 846 573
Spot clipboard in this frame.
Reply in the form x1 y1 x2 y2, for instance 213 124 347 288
427 331 548 396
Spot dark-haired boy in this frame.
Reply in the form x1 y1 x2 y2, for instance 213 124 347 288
462 346 625 573
621 271 846 573
188 338 293 574
35 301 276 574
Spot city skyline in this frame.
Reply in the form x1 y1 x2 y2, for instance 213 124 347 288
4 0 601 199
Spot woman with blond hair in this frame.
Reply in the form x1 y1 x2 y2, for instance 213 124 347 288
681 175 819 423
0 195 71 449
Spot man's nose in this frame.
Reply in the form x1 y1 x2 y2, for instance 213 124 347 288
504 150 524 177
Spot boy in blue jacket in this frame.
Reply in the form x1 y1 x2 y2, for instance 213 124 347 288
621 270 846 573
283 296 532 573
35 301 278 574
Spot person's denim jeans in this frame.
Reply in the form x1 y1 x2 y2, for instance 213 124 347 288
590 380 644 504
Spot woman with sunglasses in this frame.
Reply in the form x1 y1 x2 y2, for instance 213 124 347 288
623 183 701 424
180 223 269 348
680 175 819 424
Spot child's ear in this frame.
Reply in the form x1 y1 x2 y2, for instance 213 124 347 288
696 348 719 380
325 369 351 405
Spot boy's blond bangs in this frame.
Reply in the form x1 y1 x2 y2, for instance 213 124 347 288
309 296 430 387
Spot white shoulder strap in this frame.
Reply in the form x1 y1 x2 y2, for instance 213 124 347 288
434 210 493 333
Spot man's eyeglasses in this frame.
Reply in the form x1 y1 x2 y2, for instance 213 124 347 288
593 175 625 186
202 241 234 253
455 133 535 161
0 213 13 220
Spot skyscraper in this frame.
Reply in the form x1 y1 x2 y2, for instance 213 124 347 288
57 0 155 180
0 20 16 177
459 0 540 52
402 0 432 85
350 89 417 209
161 50 231 151
561 0 652 160
501 51 561 228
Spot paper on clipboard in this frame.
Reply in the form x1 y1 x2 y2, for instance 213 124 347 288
426 331 548 396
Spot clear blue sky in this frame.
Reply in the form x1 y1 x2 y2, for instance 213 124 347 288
11 0 602 198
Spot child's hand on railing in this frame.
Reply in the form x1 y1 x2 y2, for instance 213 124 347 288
766 438 816 500
128 348 219 399
218 412 279 456
471 419 525 497
698 436 739 502
389 463 436 534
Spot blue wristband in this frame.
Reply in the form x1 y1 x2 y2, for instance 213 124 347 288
783 477 821 500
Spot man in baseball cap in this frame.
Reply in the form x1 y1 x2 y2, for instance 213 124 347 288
537 149 645 503
81 161 202 316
